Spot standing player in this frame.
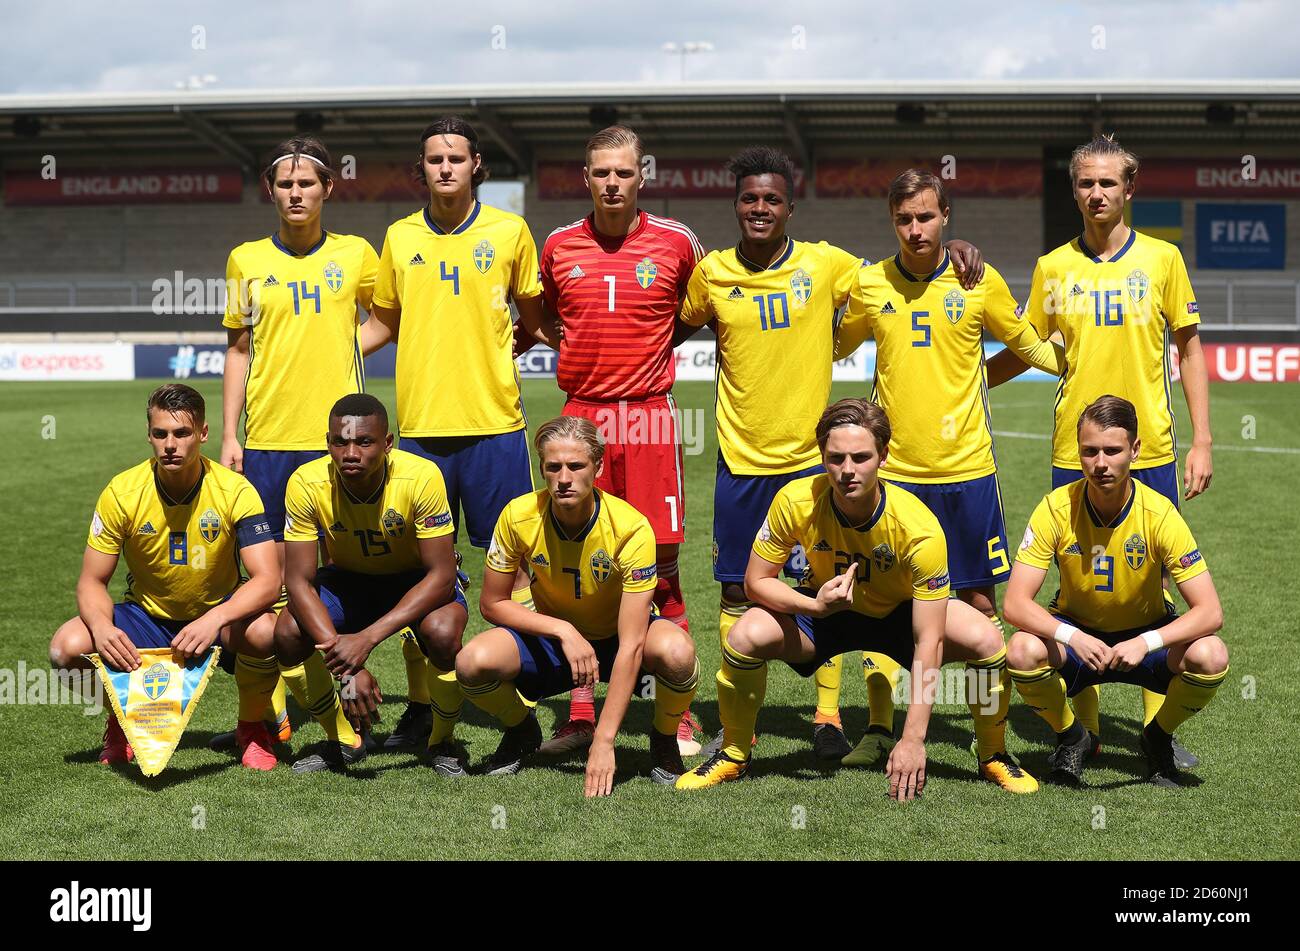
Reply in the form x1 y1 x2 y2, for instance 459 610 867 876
537 125 705 755
676 399 1036 794
677 147 985 759
455 416 699 796
220 135 379 746
1005 397 1227 787
48 385 282 770
363 116 553 751
828 169 1063 764
274 395 469 773
990 134 1213 768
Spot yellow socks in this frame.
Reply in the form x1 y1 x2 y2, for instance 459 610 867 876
400 632 432 705
1142 688 1164 727
653 658 700 736
511 584 535 610
1073 683 1101 736
718 640 766 762
459 677 530 728
1155 668 1227 734
1010 665 1075 734
718 597 749 652
863 652 900 733
279 651 357 746
814 654 843 723
234 653 279 723
967 646 1010 762
427 664 462 746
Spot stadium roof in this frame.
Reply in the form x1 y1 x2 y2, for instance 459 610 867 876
4 80 1299 176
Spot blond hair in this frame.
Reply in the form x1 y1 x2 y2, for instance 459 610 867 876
585 125 643 165
534 415 606 466
1069 133 1140 187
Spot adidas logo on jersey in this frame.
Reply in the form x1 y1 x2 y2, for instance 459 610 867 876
532 553 550 568
263 275 279 287
568 265 585 280
812 539 832 552
329 521 345 532
1064 542 1082 555
410 253 426 266
727 286 744 300
137 522 157 536
1069 283 1085 298
881 302 897 315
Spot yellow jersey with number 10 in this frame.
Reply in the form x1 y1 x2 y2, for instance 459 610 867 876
1024 230 1199 470
679 239 864 475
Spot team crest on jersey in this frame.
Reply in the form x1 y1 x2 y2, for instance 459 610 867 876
1124 533 1147 570
382 508 406 537
142 663 171 701
323 261 344 293
590 549 613 584
1127 269 1150 303
873 543 896 572
473 240 495 274
944 289 966 324
635 257 658 289
199 509 221 543
790 268 812 304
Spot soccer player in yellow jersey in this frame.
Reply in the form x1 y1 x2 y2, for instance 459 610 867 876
48 385 282 770
990 134 1214 769
455 417 699 796
831 169 1064 766
219 135 379 748
275 395 468 774
676 399 1036 795
1005 397 1227 787
364 117 553 748
677 146 985 761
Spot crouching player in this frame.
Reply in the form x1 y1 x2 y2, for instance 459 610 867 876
48 384 281 769
275 394 469 774
677 398 1037 796
456 416 699 797
1004 396 1227 787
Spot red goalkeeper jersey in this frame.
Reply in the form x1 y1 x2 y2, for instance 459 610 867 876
541 210 703 400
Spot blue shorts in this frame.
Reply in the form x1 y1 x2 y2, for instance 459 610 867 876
890 474 1009 590
1052 461 1179 509
787 592 915 678
713 454 823 583
243 449 325 541
505 608 659 701
1052 611 1177 697
403 430 533 549
314 565 468 643
111 601 234 672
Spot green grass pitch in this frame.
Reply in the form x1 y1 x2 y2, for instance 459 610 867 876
1 378 1296 860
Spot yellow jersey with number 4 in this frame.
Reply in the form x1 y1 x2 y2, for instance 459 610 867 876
87 457 272 621
1016 478 1207 634
282 449 454 575
223 232 378 450
843 254 1063 483
373 202 543 439
486 489 658 640
679 239 864 475
753 475 951 618
1024 230 1199 470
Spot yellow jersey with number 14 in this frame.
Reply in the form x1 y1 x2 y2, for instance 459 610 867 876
373 201 543 439
1024 230 1199 470
486 489 658 640
223 232 378 450
679 239 864 475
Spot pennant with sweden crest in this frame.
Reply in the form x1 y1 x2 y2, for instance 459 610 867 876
87 647 222 776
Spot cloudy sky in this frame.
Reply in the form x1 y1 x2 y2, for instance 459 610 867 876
2 0 1295 94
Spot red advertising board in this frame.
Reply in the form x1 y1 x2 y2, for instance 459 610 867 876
4 167 243 205
1135 160 1300 199
255 160 426 203
1175 343 1300 382
537 159 806 200
817 158 1042 198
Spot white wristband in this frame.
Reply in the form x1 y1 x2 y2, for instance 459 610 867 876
1141 630 1165 653
1053 623 1078 645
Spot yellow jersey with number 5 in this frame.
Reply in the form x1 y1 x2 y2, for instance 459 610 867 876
1023 230 1199 470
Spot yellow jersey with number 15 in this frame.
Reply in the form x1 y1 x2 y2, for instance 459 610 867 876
679 239 864 475
1023 230 1199 470
223 232 378 450
373 201 543 439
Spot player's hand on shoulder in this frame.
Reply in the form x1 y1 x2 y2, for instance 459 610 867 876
1071 631 1112 672
94 626 141 672
886 737 926 802
584 738 616 798
814 563 857 616
1109 637 1147 672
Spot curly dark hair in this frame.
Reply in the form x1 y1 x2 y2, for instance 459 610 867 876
727 146 795 198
